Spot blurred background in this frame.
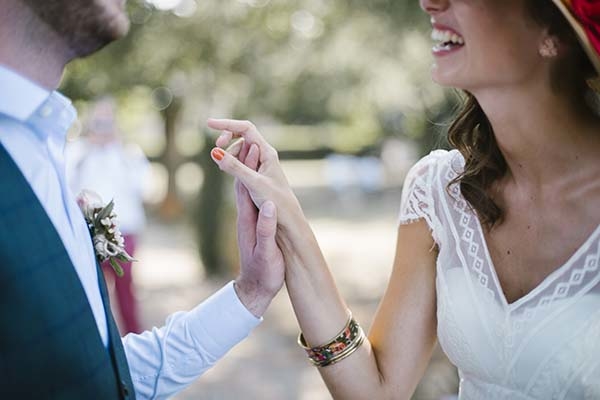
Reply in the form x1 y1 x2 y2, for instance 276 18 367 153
61 0 460 398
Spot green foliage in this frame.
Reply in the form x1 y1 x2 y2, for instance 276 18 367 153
62 0 439 135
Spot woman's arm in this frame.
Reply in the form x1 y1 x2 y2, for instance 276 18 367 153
209 119 438 399
278 216 438 400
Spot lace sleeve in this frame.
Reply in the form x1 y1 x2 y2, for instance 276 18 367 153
398 150 446 245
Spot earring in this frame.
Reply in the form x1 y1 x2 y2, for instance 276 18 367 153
539 38 558 58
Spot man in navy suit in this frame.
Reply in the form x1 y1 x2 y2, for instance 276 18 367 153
0 0 284 398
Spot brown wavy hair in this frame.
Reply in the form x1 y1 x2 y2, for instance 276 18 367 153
448 0 597 229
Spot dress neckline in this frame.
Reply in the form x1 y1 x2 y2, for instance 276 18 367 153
474 218 600 310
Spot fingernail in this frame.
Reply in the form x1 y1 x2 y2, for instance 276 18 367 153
211 148 225 161
262 201 275 217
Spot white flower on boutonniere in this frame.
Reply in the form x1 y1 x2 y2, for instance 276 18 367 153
76 189 135 277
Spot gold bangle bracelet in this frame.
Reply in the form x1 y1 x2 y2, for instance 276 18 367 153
311 327 365 368
297 311 365 367
297 311 353 350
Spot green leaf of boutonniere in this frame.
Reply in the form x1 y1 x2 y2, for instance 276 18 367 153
109 258 124 277
95 199 115 224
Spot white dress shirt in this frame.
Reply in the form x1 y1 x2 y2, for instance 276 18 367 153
0 65 261 399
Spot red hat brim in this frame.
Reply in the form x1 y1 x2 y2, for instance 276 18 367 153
552 0 600 76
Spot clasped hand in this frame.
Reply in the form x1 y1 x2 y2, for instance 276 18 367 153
207 119 298 318
207 118 311 312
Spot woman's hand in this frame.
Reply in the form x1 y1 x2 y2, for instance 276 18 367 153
207 118 304 230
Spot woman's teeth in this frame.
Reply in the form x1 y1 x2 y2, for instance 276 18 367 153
431 28 465 51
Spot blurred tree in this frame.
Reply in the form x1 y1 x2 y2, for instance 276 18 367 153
61 0 445 276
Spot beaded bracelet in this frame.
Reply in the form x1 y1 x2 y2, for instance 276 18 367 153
298 313 365 367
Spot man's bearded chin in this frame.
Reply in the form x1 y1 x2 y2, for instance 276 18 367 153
22 0 130 58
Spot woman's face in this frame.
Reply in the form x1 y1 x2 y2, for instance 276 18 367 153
420 0 548 93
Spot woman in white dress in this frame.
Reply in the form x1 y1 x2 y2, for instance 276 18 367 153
208 0 600 398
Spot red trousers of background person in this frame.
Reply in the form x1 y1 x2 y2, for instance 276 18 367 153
101 234 141 334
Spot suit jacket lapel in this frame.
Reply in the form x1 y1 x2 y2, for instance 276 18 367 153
96 260 135 399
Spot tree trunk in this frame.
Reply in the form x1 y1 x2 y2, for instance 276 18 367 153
195 129 230 276
159 96 184 219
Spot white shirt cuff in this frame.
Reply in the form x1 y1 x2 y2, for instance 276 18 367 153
184 281 262 358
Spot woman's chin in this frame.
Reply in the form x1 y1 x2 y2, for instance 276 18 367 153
431 74 456 89
430 68 466 90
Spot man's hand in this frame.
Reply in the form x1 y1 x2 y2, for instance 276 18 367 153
233 144 284 318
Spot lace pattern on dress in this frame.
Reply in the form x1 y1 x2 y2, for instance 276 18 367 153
437 154 507 362
398 150 446 245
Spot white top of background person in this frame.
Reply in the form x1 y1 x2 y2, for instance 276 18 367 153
67 97 148 235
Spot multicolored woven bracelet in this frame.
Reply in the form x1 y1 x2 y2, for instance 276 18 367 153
298 313 365 367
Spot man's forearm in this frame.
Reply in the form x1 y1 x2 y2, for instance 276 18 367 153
122 282 261 399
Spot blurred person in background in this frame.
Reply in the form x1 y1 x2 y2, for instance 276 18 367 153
0 0 284 398
210 0 600 399
67 96 148 335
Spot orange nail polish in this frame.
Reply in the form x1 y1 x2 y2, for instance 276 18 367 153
211 148 225 161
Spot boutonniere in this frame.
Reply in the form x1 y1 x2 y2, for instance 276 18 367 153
76 190 135 277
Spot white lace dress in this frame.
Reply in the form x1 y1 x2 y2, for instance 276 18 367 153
398 150 600 400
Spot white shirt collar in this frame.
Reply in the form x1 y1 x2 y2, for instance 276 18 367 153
0 64 77 143
0 65 50 121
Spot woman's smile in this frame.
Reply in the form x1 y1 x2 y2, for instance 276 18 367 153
431 23 465 56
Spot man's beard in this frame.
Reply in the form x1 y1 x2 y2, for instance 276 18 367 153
22 0 130 58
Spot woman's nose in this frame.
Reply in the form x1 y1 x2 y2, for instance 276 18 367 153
420 0 450 15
